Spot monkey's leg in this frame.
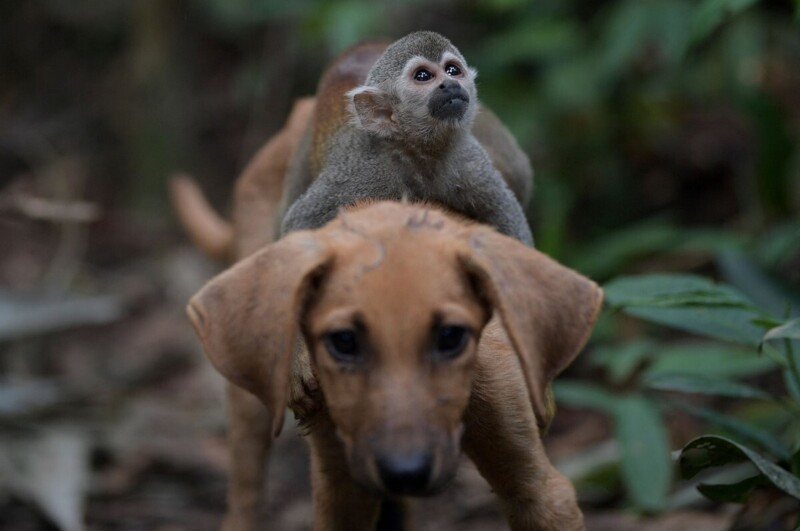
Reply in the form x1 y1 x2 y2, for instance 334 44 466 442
307 413 385 531
462 326 583 531
222 384 272 531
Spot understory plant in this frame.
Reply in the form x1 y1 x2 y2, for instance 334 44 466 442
555 271 800 521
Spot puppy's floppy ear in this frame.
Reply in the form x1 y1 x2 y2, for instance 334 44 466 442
458 227 603 430
187 231 331 437
347 86 396 137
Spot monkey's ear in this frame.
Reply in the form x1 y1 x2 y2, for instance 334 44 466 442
457 228 603 431
347 86 397 137
187 231 332 437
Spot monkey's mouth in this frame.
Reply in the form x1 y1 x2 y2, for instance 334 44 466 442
429 93 470 121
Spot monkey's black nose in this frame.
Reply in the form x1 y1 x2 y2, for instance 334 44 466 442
428 82 469 121
438 79 461 92
376 451 433 496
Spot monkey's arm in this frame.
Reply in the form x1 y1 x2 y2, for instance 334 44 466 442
280 178 344 235
455 142 534 247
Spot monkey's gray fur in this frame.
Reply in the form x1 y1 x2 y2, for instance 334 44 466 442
280 31 534 246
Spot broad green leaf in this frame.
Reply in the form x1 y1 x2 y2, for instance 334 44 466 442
553 381 620 413
614 395 672 512
680 435 800 500
691 0 760 44
672 401 790 459
604 274 756 309
645 343 777 378
625 305 767 346
645 373 773 400
763 318 800 344
697 474 768 503
604 275 768 344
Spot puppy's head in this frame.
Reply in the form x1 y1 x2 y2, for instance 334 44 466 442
187 201 602 497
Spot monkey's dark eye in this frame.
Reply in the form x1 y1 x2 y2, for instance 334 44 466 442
444 64 462 77
324 330 361 362
413 68 433 82
434 325 470 359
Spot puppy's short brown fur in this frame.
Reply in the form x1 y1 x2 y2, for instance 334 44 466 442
188 199 602 530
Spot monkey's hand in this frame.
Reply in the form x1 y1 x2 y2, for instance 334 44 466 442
289 340 324 420
281 178 343 235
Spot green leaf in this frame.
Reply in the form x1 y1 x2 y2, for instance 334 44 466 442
673 401 790 459
625 305 768 346
697 474 769 503
763 318 800 344
553 381 620 413
679 435 800 500
690 0 760 44
645 373 773 400
604 274 756 309
614 395 672 512
645 343 778 378
605 274 769 345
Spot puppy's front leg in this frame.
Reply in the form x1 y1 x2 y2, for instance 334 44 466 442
462 323 584 531
307 413 383 531
223 384 273 531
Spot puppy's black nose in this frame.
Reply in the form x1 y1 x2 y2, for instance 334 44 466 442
376 451 433 495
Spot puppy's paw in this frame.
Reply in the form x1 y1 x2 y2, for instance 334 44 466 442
288 344 324 419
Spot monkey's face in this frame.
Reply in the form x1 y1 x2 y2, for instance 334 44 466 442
394 49 478 136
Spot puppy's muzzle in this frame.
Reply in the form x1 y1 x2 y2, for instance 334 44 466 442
376 450 434 496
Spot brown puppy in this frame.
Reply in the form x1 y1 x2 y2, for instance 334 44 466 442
188 201 602 530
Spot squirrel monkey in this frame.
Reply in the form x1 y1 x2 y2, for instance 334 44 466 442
279 31 534 246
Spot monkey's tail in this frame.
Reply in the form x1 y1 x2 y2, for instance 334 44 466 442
168 173 234 262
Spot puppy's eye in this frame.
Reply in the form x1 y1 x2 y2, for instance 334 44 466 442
413 68 433 82
435 325 470 359
444 64 462 77
324 330 361 361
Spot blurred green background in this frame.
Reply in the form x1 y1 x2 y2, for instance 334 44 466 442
1 0 799 529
